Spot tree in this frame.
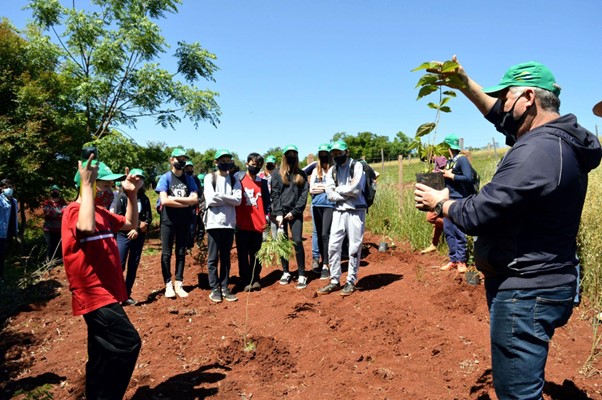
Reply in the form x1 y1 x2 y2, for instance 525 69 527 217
389 131 412 158
28 0 221 140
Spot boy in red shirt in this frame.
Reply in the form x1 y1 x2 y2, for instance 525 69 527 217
62 156 143 399
235 153 271 292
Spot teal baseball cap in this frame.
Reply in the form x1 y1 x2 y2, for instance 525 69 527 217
317 143 331 153
129 168 146 179
170 148 188 158
443 134 461 150
482 61 561 97
265 155 276 164
214 148 233 160
330 140 348 151
282 144 298 154
185 160 194 167
49 184 61 191
74 161 125 186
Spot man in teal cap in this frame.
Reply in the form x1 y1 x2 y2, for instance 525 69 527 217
414 56 601 399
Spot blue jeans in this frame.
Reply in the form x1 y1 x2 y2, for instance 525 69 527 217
486 283 576 400
116 232 146 296
443 217 466 262
311 206 320 261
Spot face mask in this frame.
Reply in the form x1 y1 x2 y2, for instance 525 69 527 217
247 165 261 175
496 95 529 145
95 189 114 209
173 160 186 170
185 170 193 176
3 188 13 197
333 154 348 165
51 192 60 199
286 155 297 166
319 155 330 164
218 162 233 172
266 163 275 171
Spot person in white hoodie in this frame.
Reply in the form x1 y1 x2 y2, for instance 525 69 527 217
204 149 242 303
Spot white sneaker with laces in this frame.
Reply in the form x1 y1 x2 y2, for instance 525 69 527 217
296 275 308 290
174 281 189 298
165 281 176 298
279 272 291 285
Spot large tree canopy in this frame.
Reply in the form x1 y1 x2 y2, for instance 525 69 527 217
28 0 221 140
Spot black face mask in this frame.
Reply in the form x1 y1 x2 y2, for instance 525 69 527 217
51 192 60 199
218 162 233 172
174 160 186 170
286 156 297 166
494 96 529 146
266 163 275 171
247 165 261 175
318 155 330 164
185 170 194 176
333 154 348 165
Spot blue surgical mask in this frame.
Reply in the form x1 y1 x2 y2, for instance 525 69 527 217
3 188 13 197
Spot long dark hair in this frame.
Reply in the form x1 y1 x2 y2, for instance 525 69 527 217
280 152 305 187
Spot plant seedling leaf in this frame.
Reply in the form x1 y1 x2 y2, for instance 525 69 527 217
443 90 457 97
411 61 436 72
440 60 460 73
427 102 439 110
415 73 439 88
417 85 438 100
439 106 451 113
415 122 436 138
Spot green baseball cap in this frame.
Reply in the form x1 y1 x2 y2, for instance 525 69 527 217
74 161 125 186
49 184 60 191
317 143 331 153
197 173 206 180
214 148 233 160
482 61 561 97
170 148 188 158
185 160 194 167
129 168 146 179
443 134 460 150
265 155 276 164
282 144 298 154
330 140 348 151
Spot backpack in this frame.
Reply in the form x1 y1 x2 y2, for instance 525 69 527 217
448 155 480 195
332 159 377 209
155 172 195 214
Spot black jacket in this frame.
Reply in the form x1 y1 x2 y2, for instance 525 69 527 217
449 108 601 290
113 191 153 235
270 170 309 218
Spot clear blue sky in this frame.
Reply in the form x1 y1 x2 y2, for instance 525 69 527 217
4 0 602 160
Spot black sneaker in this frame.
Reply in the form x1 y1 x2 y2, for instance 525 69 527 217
122 297 137 306
317 282 340 295
209 289 222 303
320 267 330 280
340 282 356 297
251 281 261 291
222 289 238 302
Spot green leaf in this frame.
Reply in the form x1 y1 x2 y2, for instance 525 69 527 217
440 60 460 73
414 73 439 88
415 122 436 138
417 85 438 100
439 106 451 113
443 90 457 97
427 102 439 110
411 61 436 72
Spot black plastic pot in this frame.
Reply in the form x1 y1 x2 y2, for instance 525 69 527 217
415 172 445 190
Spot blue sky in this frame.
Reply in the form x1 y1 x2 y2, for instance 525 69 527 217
4 0 602 161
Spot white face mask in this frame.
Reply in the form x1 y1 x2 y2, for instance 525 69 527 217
3 188 13 197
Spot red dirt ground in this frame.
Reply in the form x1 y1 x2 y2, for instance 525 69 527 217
2 226 602 399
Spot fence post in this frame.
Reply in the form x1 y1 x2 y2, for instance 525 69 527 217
398 155 404 212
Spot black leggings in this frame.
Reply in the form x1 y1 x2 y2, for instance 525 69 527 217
160 223 189 283
313 207 333 266
280 215 306 276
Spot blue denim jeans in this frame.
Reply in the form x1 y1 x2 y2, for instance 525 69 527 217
486 283 576 400
443 217 466 262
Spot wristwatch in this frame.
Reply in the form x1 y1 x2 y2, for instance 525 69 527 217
434 199 447 217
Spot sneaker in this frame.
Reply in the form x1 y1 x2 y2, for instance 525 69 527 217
279 272 291 285
311 258 320 271
456 262 468 273
340 282 356 296
320 266 330 280
209 289 222 303
243 284 253 292
439 262 457 271
122 297 137 306
251 281 261 291
174 281 189 298
221 289 238 302
317 282 340 295
165 281 176 298
421 244 437 254
296 276 308 290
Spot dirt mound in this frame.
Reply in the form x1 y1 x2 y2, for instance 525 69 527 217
1 230 600 399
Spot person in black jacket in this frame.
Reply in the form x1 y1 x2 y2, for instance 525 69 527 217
271 144 309 289
112 168 153 305
415 57 602 400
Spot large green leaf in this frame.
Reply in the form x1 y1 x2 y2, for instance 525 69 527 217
440 60 460 73
415 73 439 88
411 61 438 72
417 85 438 100
415 122 436 138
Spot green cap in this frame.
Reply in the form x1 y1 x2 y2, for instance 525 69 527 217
197 173 206 180
74 161 125 186
129 168 146 179
265 155 276 164
170 148 188 158
50 184 60 191
443 134 460 150
482 61 561 97
214 148 233 160
330 140 348 151
317 143 331 153
282 144 298 154
185 160 194 167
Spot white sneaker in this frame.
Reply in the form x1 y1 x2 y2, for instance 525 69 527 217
279 272 291 285
165 281 176 298
175 281 189 298
296 275 307 290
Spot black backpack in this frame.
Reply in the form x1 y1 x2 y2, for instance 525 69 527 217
333 159 377 208
448 155 480 195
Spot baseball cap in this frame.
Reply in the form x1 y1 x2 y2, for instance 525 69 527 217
443 134 460 150
593 100 602 117
214 148 232 160
265 155 276 164
129 168 146 179
185 161 194 167
482 61 561 97
74 161 125 186
317 143 331 153
170 148 188 158
282 144 298 154
49 184 60 191
330 140 348 151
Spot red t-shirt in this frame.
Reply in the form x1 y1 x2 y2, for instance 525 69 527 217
61 202 127 316
236 174 267 233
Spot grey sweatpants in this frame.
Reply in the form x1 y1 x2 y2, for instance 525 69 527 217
328 209 366 285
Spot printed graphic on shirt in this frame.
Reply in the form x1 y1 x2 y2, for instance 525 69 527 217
169 173 189 198
244 186 261 207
